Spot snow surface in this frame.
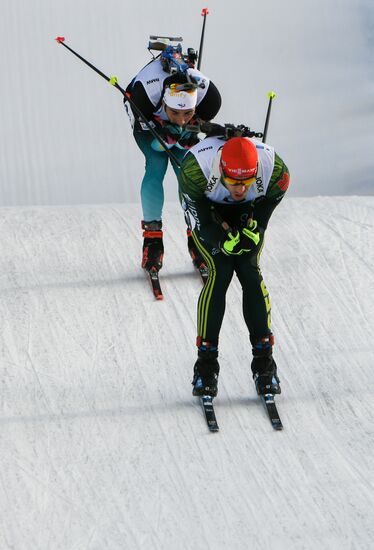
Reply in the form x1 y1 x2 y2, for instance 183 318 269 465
0 196 373 549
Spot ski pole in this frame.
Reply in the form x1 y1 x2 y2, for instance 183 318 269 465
262 91 276 143
55 36 127 95
197 8 209 70
55 36 183 167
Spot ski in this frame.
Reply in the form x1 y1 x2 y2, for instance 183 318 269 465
146 269 163 300
201 396 219 432
187 235 209 285
261 394 283 430
198 393 281 432
196 263 209 285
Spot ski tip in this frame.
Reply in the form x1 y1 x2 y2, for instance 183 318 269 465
155 292 164 301
271 419 283 431
55 36 65 43
201 8 209 16
200 274 209 285
208 425 219 432
201 396 219 432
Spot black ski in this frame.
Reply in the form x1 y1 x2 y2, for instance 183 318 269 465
201 396 219 432
198 393 281 432
188 241 209 285
146 269 163 300
261 394 283 430
196 264 209 285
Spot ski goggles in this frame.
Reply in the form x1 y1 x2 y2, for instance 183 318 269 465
220 160 257 187
221 173 257 187
168 82 198 93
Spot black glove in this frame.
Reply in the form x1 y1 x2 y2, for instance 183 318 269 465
177 130 200 149
199 121 226 137
159 123 183 142
220 221 262 256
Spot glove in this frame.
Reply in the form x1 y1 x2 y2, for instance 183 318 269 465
151 123 183 152
161 123 183 142
199 121 226 137
176 130 200 149
220 220 261 256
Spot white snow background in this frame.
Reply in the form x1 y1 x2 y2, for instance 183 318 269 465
1 1 374 549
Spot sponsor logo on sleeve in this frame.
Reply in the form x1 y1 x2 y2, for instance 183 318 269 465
277 172 290 191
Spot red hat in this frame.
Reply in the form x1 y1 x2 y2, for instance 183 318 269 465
221 138 258 179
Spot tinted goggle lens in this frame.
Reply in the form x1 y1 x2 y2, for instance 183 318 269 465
222 174 256 187
169 82 197 93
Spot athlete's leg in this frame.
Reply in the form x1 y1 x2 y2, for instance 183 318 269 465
134 131 169 221
235 244 280 395
193 234 234 345
235 242 272 340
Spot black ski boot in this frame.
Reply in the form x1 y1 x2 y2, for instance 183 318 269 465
192 344 220 397
251 335 281 395
141 220 164 272
187 229 208 271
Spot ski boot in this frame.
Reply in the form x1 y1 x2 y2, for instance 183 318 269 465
192 342 220 397
141 220 164 272
251 335 281 395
